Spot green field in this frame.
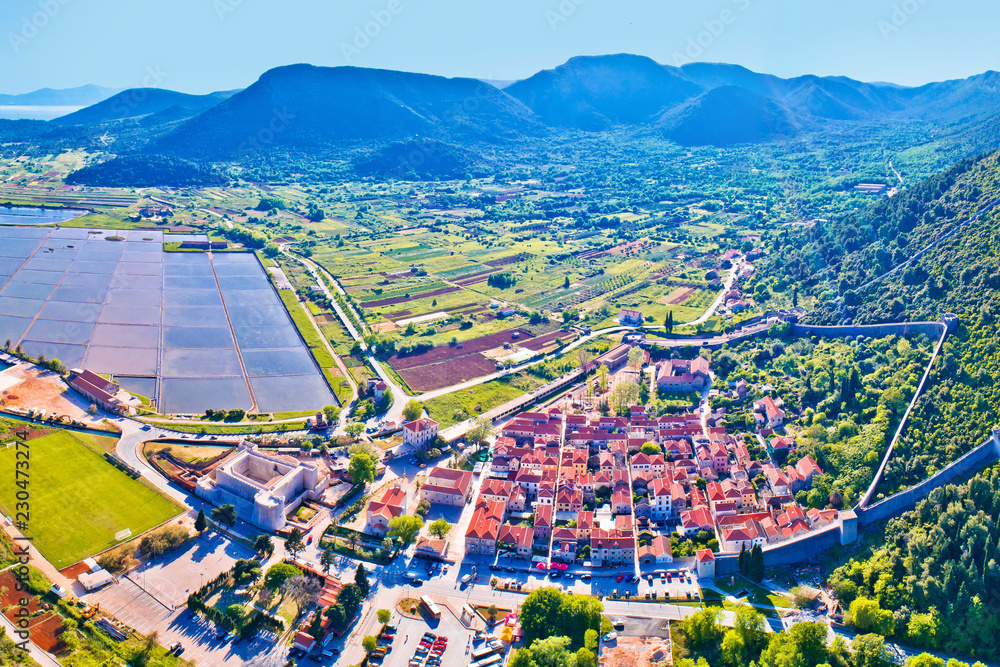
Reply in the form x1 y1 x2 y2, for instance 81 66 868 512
424 374 545 429
0 430 182 567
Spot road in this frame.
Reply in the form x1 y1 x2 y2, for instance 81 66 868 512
284 251 409 424
278 250 746 431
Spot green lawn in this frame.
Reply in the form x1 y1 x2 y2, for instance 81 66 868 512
0 430 182 567
424 374 544 429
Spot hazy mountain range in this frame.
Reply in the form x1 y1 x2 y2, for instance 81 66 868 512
0 84 122 107
9 54 1000 181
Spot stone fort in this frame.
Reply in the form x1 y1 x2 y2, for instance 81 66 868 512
196 442 329 531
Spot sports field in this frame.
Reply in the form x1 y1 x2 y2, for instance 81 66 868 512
0 429 182 567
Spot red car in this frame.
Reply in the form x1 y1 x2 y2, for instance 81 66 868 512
615 574 625 583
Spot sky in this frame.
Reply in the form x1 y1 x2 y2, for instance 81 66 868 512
1 0 997 95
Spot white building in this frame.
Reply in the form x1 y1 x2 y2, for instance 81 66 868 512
196 442 329 532
403 418 439 450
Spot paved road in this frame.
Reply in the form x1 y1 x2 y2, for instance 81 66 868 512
286 252 409 424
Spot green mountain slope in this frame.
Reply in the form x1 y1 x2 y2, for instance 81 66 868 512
749 150 1000 494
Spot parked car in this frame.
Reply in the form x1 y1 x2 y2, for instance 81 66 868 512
602 632 618 642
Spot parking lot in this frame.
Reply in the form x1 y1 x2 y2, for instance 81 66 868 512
486 558 701 602
82 533 266 667
343 601 482 667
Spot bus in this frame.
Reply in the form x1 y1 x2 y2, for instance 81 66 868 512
419 595 441 620
471 645 501 661
469 655 502 667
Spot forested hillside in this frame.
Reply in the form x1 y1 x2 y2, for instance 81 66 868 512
829 469 1000 661
750 150 1000 496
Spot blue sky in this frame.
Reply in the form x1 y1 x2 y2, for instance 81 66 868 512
1 0 996 94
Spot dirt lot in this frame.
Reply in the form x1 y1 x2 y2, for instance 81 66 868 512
398 354 499 391
390 328 534 370
0 363 103 426
661 287 695 305
602 635 673 667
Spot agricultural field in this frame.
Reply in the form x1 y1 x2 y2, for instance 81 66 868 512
0 429 182 566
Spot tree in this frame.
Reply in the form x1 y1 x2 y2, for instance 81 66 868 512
194 508 208 533
284 528 305 559
319 548 335 574
584 628 598 651
530 635 572 667
848 597 895 636
665 310 674 333
135 631 159 667
640 442 660 455
738 543 748 576
263 563 301 590
362 635 377 653
576 647 597 667
851 634 893 667
281 575 321 608
344 422 365 440
355 563 370 597
487 604 499 623
377 608 391 625
759 621 829 667
466 416 494 451
597 364 609 392
337 582 363 617
907 610 940 648
520 588 566 644
254 534 274 556
609 379 640 415
403 399 424 421
576 348 593 372
307 612 323 640
322 405 341 423
720 629 747 667
563 276 570 289
732 605 767 655
508 648 537 667
428 518 452 540
387 515 424 545
628 346 645 373
748 543 765 582
348 452 377 485
680 607 721 648
211 504 238 529
225 603 245 622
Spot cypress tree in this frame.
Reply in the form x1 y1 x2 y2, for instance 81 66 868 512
195 508 207 534
749 544 765 583
738 544 748 576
